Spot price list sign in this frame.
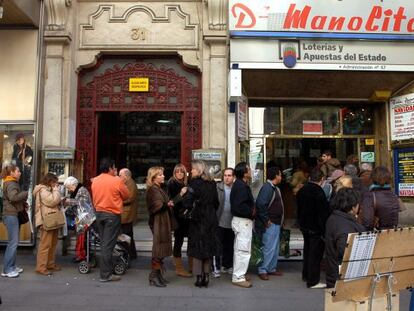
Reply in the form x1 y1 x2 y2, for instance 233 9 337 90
390 93 414 141
394 148 414 197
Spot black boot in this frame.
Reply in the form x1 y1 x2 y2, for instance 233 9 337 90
158 269 170 285
149 270 166 287
194 274 203 287
201 272 210 288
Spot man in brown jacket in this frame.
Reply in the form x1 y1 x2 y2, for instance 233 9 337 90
119 168 139 260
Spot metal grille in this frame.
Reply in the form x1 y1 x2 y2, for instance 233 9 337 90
77 59 202 184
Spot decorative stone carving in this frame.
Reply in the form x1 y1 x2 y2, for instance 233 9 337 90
205 0 227 30
79 5 199 50
46 0 71 31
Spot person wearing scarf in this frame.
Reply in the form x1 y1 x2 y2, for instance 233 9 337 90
359 166 399 230
63 176 94 262
1 164 28 278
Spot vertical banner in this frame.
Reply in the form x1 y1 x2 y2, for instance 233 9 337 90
237 96 248 141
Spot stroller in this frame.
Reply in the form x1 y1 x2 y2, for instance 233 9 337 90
70 200 131 275
78 226 131 275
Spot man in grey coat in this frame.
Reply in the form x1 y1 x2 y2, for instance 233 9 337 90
212 168 235 278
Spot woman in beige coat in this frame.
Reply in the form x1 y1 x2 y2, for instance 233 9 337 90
146 166 174 287
33 173 62 275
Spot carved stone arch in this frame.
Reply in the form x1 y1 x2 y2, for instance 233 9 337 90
76 56 202 184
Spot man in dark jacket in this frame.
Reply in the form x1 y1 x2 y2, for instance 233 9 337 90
325 188 365 288
297 168 330 288
230 162 255 288
255 167 284 280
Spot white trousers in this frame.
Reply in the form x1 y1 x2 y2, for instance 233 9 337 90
231 216 253 282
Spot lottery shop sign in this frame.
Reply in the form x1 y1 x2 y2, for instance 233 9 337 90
229 0 414 36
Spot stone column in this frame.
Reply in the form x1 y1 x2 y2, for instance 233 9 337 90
42 0 73 150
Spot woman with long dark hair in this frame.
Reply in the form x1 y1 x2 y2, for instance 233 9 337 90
1 164 28 278
167 163 191 277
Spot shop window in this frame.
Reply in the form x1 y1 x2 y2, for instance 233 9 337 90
342 107 374 135
283 106 339 135
249 107 281 135
0 124 35 244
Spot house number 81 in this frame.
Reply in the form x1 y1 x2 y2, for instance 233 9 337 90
131 28 148 41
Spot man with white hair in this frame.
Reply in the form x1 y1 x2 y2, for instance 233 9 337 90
119 168 139 260
359 163 373 187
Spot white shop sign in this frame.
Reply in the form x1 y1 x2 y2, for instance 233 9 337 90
230 39 414 71
229 0 414 35
390 93 414 141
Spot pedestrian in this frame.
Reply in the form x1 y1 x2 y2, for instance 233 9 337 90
320 150 341 178
1 164 28 278
63 176 94 262
146 166 175 287
167 163 191 277
212 167 235 278
255 166 284 280
230 162 255 288
183 160 219 287
91 158 130 282
297 168 330 289
325 188 365 288
359 162 373 188
33 173 63 275
119 168 139 260
359 166 399 230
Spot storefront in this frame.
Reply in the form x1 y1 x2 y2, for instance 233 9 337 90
228 0 414 225
0 1 43 245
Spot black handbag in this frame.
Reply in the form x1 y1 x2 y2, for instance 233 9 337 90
18 202 29 225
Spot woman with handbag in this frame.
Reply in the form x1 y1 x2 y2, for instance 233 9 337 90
1 164 28 278
167 163 191 277
359 166 400 230
146 166 175 287
33 173 63 275
183 160 219 288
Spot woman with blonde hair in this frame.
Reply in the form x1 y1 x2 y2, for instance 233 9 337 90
183 160 219 287
334 175 353 192
146 166 174 287
167 164 191 277
33 173 63 275
1 164 28 278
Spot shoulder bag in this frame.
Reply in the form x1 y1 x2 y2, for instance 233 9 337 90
39 190 65 231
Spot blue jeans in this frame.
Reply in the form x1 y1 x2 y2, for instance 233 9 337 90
410 289 414 311
3 215 19 274
258 223 281 274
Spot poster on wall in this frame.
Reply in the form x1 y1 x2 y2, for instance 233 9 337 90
393 148 414 197
192 149 225 181
237 96 249 141
390 93 414 141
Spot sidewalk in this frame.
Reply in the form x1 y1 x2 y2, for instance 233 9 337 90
0 249 410 310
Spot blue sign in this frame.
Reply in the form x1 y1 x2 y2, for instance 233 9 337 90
393 148 414 197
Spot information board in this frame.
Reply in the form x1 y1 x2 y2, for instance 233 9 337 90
390 93 414 141
393 148 414 197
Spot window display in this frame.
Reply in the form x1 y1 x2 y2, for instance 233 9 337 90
0 124 35 244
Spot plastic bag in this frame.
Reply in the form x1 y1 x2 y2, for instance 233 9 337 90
75 201 96 233
249 234 263 267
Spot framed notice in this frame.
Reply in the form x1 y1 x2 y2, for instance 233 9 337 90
303 120 322 135
237 96 248 141
390 93 414 141
393 148 414 197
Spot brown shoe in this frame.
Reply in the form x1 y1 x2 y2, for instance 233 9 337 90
258 273 269 280
36 269 52 276
268 271 283 276
232 280 252 288
47 265 62 271
99 275 121 282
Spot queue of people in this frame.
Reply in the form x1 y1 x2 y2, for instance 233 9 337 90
0 152 404 292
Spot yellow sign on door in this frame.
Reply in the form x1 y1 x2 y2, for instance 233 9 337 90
129 78 149 92
365 138 375 145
